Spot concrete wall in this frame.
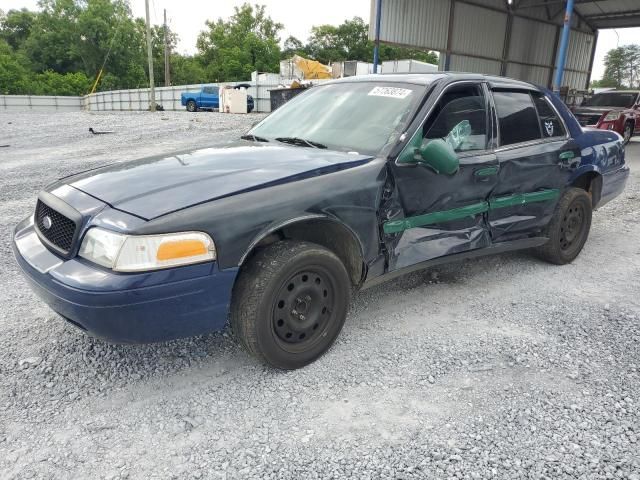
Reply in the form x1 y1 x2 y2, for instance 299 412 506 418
1 80 324 114
0 95 83 112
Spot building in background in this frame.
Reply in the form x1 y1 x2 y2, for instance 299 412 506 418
369 0 640 90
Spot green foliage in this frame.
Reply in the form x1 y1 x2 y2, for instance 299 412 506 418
287 17 437 66
196 3 282 82
170 54 208 85
31 71 92 95
281 36 307 59
597 45 640 89
0 8 36 50
0 3 440 96
0 39 32 94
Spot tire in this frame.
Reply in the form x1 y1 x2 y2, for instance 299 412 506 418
535 187 592 265
230 241 351 369
622 122 633 145
186 100 197 112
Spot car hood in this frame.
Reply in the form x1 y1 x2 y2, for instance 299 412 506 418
65 141 374 220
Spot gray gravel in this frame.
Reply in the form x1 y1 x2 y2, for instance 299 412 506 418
1 111 639 480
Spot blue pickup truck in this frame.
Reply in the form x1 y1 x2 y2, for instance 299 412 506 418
180 85 255 113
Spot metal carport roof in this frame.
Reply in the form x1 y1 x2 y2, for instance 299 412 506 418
369 0 640 91
572 0 640 29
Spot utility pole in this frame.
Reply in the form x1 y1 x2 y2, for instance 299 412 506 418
145 0 156 111
163 9 171 86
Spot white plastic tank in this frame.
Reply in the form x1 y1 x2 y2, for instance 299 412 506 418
219 86 248 114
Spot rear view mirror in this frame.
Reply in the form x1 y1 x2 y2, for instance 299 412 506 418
417 139 459 175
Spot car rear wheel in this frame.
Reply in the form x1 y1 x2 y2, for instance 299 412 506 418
535 187 592 265
186 100 197 112
623 122 633 144
230 240 351 369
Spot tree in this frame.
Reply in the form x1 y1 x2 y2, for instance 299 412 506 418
0 39 32 94
197 3 283 82
170 54 208 85
0 8 37 51
599 45 640 89
300 17 437 66
281 35 307 59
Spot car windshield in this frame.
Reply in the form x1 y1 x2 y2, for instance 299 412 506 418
582 92 637 108
249 82 425 155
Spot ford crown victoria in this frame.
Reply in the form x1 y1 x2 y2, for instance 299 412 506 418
13 73 629 369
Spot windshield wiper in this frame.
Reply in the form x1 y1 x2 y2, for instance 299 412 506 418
240 134 269 142
275 137 327 149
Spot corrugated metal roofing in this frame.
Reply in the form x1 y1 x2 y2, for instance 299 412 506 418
449 55 502 75
450 2 507 59
575 0 640 28
508 17 556 66
378 0 451 51
370 0 638 90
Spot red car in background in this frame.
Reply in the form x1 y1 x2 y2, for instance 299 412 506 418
573 90 639 144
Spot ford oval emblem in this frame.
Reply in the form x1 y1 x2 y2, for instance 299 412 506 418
42 215 53 230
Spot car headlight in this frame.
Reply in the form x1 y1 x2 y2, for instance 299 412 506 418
603 111 621 122
79 228 216 272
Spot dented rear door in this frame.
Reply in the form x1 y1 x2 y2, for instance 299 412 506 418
487 89 577 242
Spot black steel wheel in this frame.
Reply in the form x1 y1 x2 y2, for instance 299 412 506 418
186 100 197 112
231 241 351 369
623 122 633 145
535 187 592 265
272 268 335 352
559 202 587 253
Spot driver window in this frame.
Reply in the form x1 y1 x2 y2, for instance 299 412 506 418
423 84 488 153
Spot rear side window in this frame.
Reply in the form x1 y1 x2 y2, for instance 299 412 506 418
532 93 566 138
203 86 219 94
493 91 541 146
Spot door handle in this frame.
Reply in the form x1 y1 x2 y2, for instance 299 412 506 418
474 166 499 178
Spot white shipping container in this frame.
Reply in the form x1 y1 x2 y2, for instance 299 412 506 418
332 61 377 78
381 59 438 74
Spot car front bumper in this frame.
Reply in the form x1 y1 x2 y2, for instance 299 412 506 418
12 216 238 343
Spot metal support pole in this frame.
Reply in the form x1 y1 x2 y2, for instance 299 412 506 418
164 9 171 87
444 0 456 71
553 0 574 94
145 0 156 111
585 30 598 90
373 0 382 73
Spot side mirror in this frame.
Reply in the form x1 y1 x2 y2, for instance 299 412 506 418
417 139 459 175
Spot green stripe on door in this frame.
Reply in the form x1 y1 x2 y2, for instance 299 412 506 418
488 189 559 210
383 202 488 234
382 189 559 234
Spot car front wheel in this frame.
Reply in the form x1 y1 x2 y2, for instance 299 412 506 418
186 100 197 112
231 241 351 369
535 187 592 265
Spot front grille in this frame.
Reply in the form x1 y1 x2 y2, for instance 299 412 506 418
35 200 77 253
576 114 602 126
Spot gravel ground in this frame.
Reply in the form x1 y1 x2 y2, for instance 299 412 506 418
0 111 639 480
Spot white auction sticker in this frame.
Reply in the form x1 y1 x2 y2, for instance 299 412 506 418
368 86 412 99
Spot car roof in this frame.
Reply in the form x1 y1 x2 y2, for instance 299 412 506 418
327 72 538 90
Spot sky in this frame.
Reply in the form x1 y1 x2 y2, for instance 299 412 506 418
3 0 640 82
